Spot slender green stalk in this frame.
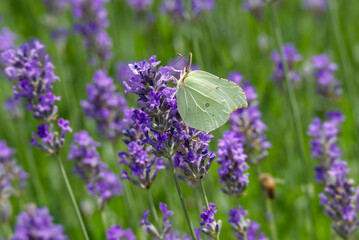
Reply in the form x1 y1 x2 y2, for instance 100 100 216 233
254 166 278 240
55 154 90 240
167 156 196 240
269 4 316 239
328 0 359 141
101 208 109 232
199 178 209 209
147 189 160 230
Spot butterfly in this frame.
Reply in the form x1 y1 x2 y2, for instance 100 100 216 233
174 53 248 133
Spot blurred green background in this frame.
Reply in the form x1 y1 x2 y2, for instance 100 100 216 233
0 0 358 239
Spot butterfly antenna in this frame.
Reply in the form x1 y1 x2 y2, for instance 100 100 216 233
188 52 192 70
177 53 189 71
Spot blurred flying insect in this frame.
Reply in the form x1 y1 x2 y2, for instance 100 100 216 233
259 173 284 199
173 53 248 133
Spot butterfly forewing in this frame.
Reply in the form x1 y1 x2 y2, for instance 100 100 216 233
185 70 248 112
177 84 230 133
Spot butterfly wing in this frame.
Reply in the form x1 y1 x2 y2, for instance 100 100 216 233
176 70 247 133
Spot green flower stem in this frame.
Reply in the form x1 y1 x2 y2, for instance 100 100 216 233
254 166 278 240
101 208 109 232
167 156 196 240
328 0 359 141
55 154 90 240
147 189 160 230
269 4 316 240
199 178 209 209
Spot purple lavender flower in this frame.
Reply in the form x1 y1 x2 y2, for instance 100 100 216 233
4 97 23 121
311 54 342 100
122 55 216 183
106 225 136 240
217 131 248 197
199 203 221 239
0 141 27 222
12 204 67 240
42 0 69 14
68 130 122 206
2 40 72 155
228 73 271 165
192 0 215 16
70 0 112 63
307 111 344 183
140 202 191 239
271 43 302 85
160 0 186 21
116 61 134 83
81 70 130 140
229 205 268 240
0 28 16 53
242 0 266 20
126 0 153 11
319 160 359 239
303 0 327 12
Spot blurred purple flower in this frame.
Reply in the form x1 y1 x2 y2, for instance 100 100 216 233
217 131 248 197
192 0 215 16
271 43 302 85
70 0 112 64
242 0 266 20
4 97 23 121
107 225 136 240
303 0 327 12
307 111 344 183
0 28 16 53
228 73 270 165
12 204 67 240
312 54 342 100
126 0 153 11
160 0 185 21
199 203 221 239
0 141 27 222
82 70 130 140
319 160 359 239
116 61 134 83
68 130 122 206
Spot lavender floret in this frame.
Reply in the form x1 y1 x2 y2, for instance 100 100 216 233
12 204 67 240
199 203 221 239
106 225 136 240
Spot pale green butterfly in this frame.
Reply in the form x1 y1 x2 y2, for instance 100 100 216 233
173 53 248 133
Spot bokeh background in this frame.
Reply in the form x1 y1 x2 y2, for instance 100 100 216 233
0 0 358 239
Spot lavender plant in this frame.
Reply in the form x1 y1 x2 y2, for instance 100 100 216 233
68 130 122 208
0 141 27 223
70 0 112 64
126 0 153 11
311 54 342 100
106 225 136 240
229 205 268 240
140 202 191 240
303 0 327 13
12 204 67 240
199 202 221 239
0 27 16 53
271 43 302 86
81 70 130 141
307 111 344 183
228 72 271 165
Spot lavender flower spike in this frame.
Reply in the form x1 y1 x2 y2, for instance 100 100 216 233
107 225 136 240
319 160 359 239
140 202 190 239
271 43 302 86
217 131 249 197
12 204 67 240
0 141 28 222
199 203 222 239
71 0 112 63
0 27 16 53
228 72 271 165
82 70 130 140
312 54 342 100
229 205 268 240
307 111 344 183
68 130 122 206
